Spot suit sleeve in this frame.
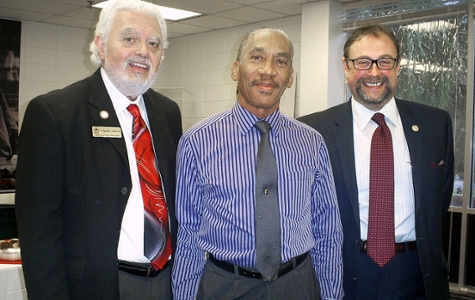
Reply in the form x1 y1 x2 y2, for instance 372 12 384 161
311 138 344 300
15 97 70 299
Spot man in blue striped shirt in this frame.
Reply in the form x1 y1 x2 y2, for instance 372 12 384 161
172 27 343 300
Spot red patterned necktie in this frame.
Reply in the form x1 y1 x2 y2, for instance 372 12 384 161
367 113 395 267
127 104 171 270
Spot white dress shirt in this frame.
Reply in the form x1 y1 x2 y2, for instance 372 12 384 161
100 68 151 263
352 97 416 243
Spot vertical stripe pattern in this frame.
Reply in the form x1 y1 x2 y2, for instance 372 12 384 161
172 102 343 300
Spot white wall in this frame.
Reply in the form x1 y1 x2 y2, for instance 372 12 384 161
157 15 302 131
16 2 352 133
18 21 97 127
300 1 346 116
17 16 302 133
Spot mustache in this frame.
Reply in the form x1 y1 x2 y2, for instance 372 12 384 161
358 75 389 85
250 78 280 89
126 56 152 68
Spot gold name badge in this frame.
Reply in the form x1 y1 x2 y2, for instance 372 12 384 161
92 126 122 138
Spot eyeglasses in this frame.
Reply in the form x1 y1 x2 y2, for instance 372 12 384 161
346 57 398 70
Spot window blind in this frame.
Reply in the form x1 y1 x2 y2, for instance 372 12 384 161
341 0 468 30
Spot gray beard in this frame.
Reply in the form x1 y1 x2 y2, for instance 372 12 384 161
355 77 393 107
104 60 158 99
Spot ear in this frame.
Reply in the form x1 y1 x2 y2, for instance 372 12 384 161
94 35 106 61
342 56 350 77
286 69 294 88
231 61 239 81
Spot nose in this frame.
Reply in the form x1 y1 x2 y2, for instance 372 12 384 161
258 60 277 77
136 40 149 57
367 61 381 75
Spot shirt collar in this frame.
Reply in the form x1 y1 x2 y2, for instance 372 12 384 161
232 100 282 135
100 68 144 114
351 97 398 131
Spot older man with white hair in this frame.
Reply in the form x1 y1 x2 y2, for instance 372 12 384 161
15 0 182 299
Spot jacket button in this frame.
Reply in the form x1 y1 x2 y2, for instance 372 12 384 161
353 277 357 281
95 199 101 205
121 187 128 195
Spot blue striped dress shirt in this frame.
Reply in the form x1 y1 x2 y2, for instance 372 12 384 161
172 102 343 300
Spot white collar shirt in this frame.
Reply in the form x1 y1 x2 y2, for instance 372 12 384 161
352 97 416 243
100 67 150 262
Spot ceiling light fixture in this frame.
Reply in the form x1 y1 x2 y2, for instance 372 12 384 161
91 1 201 21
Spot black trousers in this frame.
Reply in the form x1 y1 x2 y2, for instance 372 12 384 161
357 250 426 300
197 255 320 300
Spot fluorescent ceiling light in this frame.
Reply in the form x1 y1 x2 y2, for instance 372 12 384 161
92 1 201 21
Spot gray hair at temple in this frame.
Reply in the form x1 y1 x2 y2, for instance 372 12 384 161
89 0 168 66
235 27 294 67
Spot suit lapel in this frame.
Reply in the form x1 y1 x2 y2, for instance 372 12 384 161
333 102 361 226
88 69 128 162
396 100 423 215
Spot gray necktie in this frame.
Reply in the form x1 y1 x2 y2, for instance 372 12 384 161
254 120 281 281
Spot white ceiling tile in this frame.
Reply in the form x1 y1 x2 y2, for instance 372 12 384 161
254 0 303 15
148 0 244 14
215 6 285 23
0 0 364 38
180 15 247 30
224 0 272 5
63 7 100 21
167 22 213 38
0 7 52 23
0 0 81 15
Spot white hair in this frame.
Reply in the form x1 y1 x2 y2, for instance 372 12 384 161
89 0 168 66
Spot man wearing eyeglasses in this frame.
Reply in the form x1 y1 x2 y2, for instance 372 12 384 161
299 24 454 300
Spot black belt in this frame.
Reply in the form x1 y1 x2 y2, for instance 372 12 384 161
117 260 170 277
208 252 308 281
360 241 417 253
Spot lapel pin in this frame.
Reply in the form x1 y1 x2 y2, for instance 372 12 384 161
412 125 419 132
100 110 109 120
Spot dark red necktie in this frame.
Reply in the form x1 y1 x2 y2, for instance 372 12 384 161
127 104 171 270
367 113 395 267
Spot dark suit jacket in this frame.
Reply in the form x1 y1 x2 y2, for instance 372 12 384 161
298 99 454 300
15 69 182 300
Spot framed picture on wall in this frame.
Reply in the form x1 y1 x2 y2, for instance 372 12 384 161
0 19 21 193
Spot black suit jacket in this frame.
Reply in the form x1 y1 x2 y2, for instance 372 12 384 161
15 69 182 300
298 99 453 300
